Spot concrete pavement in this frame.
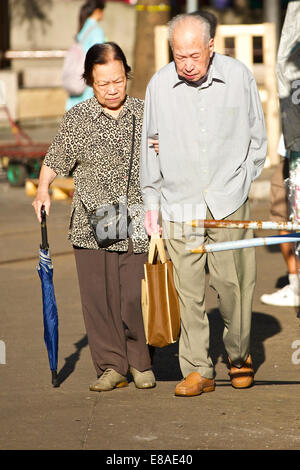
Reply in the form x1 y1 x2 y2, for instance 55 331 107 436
0 133 300 451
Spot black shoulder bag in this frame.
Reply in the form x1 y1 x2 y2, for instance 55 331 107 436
87 115 136 249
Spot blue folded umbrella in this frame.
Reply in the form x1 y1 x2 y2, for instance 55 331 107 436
37 207 59 387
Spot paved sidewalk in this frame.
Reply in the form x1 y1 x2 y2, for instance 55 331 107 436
0 144 300 451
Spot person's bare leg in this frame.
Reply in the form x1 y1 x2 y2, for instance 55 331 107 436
279 230 296 274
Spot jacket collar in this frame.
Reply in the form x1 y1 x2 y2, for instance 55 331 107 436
172 52 226 89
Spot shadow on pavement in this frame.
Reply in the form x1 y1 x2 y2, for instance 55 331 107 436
56 335 88 386
151 342 182 382
250 311 282 373
213 379 300 386
55 311 284 385
208 309 282 374
151 310 282 382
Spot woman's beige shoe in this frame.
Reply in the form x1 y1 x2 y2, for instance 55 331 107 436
89 368 128 392
129 367 156 389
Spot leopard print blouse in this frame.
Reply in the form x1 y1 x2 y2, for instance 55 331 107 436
43 95 149 253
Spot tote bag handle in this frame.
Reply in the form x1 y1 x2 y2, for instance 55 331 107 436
148 233 167 264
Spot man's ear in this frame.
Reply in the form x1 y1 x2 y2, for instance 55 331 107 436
209 38 214 57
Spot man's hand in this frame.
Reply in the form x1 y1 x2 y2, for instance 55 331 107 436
144 210 162 236
148 138 159 154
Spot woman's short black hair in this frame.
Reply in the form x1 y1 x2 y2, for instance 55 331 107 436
83 42 132 86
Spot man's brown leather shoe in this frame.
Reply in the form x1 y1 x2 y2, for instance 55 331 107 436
174 372 215 397
229 354 254 389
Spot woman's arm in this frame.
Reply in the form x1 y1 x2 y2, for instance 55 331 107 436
32 164 57 222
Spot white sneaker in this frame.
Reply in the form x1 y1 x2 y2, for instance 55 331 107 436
260 284 300 307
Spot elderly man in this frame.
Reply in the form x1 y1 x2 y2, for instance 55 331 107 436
140 13 267 397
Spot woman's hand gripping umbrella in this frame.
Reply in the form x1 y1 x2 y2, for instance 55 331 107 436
37 206 59 387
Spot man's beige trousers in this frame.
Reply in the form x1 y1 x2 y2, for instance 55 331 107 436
163 200 256 379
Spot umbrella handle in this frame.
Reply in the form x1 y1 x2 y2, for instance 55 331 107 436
40 205 49 250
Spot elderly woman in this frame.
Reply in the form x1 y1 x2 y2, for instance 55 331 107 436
33 42 155 392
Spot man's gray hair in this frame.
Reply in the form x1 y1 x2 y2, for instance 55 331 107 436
168 13 211 48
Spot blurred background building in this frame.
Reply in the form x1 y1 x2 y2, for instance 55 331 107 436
0 0 291 165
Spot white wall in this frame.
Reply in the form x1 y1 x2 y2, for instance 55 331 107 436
1 1 137 122
9 0 137 83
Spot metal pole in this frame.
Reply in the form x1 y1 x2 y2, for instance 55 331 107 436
189 219 300 231
264 0 280 47
186 0 198 13
191 233 300 254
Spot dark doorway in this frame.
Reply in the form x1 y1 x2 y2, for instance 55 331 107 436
0 0 10 69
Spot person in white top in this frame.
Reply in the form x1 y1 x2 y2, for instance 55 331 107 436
260 135 300 307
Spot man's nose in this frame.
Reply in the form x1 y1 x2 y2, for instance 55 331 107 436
184 58 194 71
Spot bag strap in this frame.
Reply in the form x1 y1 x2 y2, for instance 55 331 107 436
148 234 167 264
125 114 136 198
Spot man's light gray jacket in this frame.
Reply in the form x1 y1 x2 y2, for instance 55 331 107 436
140 52 267 222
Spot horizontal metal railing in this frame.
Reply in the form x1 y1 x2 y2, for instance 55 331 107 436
4 50 67 59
